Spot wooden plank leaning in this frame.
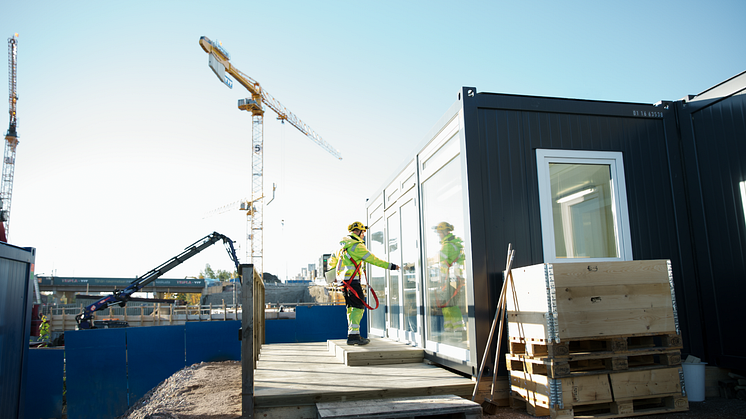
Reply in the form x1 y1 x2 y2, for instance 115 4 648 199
471 243 515 413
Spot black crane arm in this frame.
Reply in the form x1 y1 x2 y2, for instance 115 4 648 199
75 232 240 329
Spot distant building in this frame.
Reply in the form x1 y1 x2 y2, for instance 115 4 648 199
307 263 316 280
318 254 331 278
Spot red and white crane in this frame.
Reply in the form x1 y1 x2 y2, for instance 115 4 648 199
1 33 19 241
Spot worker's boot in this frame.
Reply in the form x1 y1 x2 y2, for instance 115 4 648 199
346 334 370 346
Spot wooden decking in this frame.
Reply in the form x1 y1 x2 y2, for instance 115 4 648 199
254 339 476 419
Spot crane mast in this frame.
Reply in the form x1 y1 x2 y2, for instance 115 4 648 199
199 36 341 278
2 34 19 239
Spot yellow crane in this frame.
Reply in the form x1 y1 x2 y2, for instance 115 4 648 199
199 36 341 277
2 33 19 240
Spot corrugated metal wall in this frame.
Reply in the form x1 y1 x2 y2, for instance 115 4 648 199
677 82 746 370
459 89 704 369
0 243 35 419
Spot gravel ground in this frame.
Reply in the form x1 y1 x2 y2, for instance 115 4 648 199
117 361 241 419
117 361 746 419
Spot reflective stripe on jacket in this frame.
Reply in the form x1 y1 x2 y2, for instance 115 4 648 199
330 233 392 282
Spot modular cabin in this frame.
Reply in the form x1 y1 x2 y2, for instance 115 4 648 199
363 71 746 376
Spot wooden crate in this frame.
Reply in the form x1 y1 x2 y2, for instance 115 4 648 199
507 260 679 343
509 367 688 418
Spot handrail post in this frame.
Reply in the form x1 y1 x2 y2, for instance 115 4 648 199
240 264 254 418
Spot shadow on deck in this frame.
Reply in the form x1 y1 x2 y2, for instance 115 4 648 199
254 338 476 419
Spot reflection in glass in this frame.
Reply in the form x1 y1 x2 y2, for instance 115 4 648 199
422 154 468 350
550 163 618 258
387 212 401 330
368 220 386 332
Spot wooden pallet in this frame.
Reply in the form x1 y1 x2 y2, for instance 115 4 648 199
508 366 687 418
508 333 682 358
506 349 681 378
511 393 688 419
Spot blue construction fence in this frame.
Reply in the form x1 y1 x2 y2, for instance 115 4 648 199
25 305 362 419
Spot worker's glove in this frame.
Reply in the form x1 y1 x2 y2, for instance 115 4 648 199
390 263 399 270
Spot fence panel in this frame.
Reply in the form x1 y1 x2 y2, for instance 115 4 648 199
127 325 186 404
185 321 241 365
296 305 351 342
66 328 128 419
25 348 64 419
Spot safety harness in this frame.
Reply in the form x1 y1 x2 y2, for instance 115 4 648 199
437 277 465 308
341 253 379 310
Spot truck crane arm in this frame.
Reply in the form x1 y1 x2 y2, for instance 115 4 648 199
75 232 240 329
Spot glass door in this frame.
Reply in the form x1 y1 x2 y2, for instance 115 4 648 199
386 211 401 338
368 218 386 337
384 190 422 345
398 190 422 345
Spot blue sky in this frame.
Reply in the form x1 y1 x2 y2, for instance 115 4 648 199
2 1 744 280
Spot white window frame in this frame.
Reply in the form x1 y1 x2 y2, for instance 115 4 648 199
536 149 633 263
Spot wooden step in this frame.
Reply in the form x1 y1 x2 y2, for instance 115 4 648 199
316 394 482 419
327 338 424 366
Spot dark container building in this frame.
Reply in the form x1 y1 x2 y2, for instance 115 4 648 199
0 243 36 417
364 71 746 375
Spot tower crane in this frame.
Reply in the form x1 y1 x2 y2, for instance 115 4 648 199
2 33 19 241
199 36 341 277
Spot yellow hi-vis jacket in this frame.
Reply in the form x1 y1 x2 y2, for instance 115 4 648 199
329 233 393 282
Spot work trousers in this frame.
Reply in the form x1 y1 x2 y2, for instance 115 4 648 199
343 280 365 335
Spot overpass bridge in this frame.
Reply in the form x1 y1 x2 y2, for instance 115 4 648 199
37 276 206 295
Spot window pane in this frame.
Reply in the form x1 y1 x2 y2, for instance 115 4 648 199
368 220 386 331
400 199 418 334
387 212 401 330
422 155 468 350
549 163 618 258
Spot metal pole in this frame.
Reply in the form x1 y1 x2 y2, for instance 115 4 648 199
240 264 254 418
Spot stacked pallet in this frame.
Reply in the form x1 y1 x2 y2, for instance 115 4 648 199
505 260 689 418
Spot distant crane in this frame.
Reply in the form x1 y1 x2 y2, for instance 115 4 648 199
2 33 19 240
199 36 341 277
201 184 274 263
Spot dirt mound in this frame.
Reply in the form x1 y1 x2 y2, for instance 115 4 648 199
118 361 241 419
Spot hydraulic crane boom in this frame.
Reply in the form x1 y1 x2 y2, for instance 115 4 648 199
75 232 240 329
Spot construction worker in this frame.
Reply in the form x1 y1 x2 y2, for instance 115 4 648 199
434 222 467 336
39 314 50 344
329 221 399 345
